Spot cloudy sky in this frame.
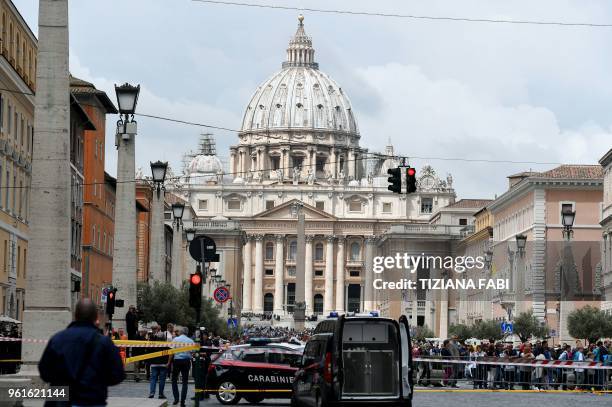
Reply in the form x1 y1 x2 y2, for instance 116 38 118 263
17 0 612 198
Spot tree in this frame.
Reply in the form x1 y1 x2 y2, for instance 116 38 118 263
472 320 503 341
448 323 473 341
138 281 228 336
567 305 612 345
413 325 435 342
513 311 549 342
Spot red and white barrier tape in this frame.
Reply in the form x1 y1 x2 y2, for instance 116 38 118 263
414 357 612 370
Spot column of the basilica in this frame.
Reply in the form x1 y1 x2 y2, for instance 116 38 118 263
330 149 337 177
229 151 236 176
242 236 252 313
364 236 376 311
305 236 313 314
335 237 345 312
273 235 284 314
253 235 264 313
324 236 335 313
347 150 355 179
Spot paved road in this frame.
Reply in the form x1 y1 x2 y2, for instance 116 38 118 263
109 381 612 407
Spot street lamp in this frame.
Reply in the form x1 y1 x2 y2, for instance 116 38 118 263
515 234 527 255
484 249 493 270
150 161 168 198
115 83 140 115
185 228 196 243
172 203 185 229
561 206 576 240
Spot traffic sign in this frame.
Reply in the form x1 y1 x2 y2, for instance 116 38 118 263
102 287 110 296
501 322 513 334
227 317 238 328
213 286 230 303
189 235 218 262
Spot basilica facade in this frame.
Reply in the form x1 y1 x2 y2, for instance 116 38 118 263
170 17 456 326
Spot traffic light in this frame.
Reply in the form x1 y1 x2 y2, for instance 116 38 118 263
189 268 203 309
406 166 417 193
106 288 117 316
387 167 402 194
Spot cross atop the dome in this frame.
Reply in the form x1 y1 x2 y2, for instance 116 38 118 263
283 15 318 69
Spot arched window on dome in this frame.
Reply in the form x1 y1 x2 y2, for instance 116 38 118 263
315 103 325 128
294 102 304 127
273 103 283 127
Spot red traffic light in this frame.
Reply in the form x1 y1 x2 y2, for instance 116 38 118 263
190 274 202 285
108 292 114 299
407 168 416 176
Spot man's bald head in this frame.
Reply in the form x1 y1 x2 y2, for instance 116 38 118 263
75 298 98 323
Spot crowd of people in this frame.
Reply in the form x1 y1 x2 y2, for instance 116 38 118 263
412 336 612 391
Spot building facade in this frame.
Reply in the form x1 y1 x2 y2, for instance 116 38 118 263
166 16 456 327
71 76 117 310
0 0 35 320
600 148 612 314
487 165 603 342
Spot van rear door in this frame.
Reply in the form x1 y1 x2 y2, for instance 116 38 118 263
398 315 413 404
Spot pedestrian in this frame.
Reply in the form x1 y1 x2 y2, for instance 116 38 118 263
39 299 125 406
165 323 175 341
573 345 585 389
519 343 534 390
125 305 138 340
169 326 195 406
593 341 608 389
148 324 169 400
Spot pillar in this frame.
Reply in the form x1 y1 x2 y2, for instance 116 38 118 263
273 235 284 315
364 236 376 311
229 150 236 176
170 223 183 288
21 0 72 370
253 235 264 313
149 189 165 282
242 236 253 313
347 150 355 179
336 237 345 312
305 236 314 315
330 148 337 178
324 236 335 314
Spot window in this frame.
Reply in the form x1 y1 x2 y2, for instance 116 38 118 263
198 199 208 210
313 294 323 314
315 201 325 211
242 350 266 363
265 268 274 276
459 218 467 226
421 197 433 214
7 104 11 135
271 156 280 170
348 199 362 212
265 200 275 210
349 270 360 277
92 225 96 247
292 156 303 169
0 94 3 130
316 158 326 172
382 202 392 213
287 266 296 276
314 243 323 261
263 293 274 313
268 351 300 366
265 242 274 260
562 203 573 214
286 283 295 313
288 241 297 261
314 269 323 277
5 169 9 210
350 242 361 261
227 199 241 210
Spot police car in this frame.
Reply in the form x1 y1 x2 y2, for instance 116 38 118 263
207 339 304 404
292 312 413 407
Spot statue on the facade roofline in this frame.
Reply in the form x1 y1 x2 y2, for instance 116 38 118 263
253 170 262 183
326 170 333 184
276 168 284 182
293 166 301 184
339 169 345 184
216 168 224 184
135 167 144 180
367 171 374 185
446 173 453 189
246 171 253 183
307 168 315 185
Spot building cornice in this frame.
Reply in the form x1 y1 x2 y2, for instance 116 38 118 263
599 148 612 167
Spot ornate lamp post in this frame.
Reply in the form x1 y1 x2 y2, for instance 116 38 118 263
559 205 577 342
170 202 186 287
515 234 527 256
561 207 576 240
185 228 196 244
112 82 141 328
148 161 168 283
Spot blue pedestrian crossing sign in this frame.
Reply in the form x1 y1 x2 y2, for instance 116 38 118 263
227 318 238 328
501 322 513 334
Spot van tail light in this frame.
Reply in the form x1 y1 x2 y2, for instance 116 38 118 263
323 352 333 383
208 363 215 374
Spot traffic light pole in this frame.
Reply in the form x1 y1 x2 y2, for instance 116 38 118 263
194 302 202 407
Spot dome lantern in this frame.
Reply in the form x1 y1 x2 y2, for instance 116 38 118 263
283 15 318 69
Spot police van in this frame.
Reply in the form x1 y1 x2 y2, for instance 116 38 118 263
292 312 413 407
207 339 304 404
